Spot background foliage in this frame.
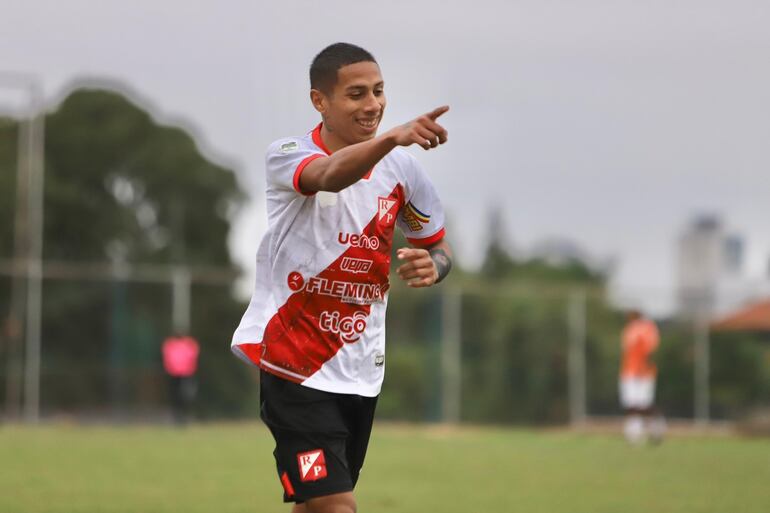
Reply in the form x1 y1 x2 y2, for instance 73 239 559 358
1 88 768 423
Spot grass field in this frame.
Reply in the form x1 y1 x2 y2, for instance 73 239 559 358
1 422 768 513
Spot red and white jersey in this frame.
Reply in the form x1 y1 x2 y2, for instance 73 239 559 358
232 124 446 396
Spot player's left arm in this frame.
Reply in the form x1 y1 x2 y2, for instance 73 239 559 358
396 239 453 288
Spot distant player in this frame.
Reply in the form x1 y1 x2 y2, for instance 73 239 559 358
161 333 200 425
231 43 453 512
620 310 666 444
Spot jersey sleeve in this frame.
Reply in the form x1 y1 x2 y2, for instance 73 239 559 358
397 155 446 247
265 138 327 197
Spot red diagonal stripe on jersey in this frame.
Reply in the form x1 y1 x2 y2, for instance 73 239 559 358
258 184 405 382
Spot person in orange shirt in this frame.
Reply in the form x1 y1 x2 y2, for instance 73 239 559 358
620 310 666 444
162 334 200 425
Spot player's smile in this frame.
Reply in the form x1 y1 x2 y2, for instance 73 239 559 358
347 99 383 140
354 115 381 134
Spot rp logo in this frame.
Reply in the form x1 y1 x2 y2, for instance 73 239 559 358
378 196 398 226
297 449 327 482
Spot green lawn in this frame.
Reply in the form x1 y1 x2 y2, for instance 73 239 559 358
0 422 768 513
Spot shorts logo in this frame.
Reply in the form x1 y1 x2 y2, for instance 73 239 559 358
338 232 380 250
319 310 367 343
378 196 398 226
402 202 430 232
297 449 327 482
340 257 373 274
375 353 385 367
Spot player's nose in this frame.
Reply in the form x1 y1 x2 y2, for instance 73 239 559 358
362 92 381 114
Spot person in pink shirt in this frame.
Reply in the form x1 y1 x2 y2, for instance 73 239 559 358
162 334 200 425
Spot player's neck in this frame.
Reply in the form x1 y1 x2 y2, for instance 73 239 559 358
319 123 350 154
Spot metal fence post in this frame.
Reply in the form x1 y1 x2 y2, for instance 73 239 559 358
568 289 587 425
441 287 461 424
172 266 191 333
694 312 710 425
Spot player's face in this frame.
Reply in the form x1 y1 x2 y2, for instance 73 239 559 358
320 61 386 146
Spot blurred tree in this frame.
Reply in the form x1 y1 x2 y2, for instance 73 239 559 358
0 118 18 260
44 89 242 264
0 88 254 418
710 333 770 418
4 90 766 423
480 204 515 279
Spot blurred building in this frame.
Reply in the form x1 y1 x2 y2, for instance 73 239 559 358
676 214 761 318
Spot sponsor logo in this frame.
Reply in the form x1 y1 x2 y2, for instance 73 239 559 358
303 276 385 304
375 353 385 367
340 257 373 274
319 311 368 343
297 449 327 482
378 196 398 226
279 141 299 153
338 232 380 250
402 201 430 232
287 272 304 291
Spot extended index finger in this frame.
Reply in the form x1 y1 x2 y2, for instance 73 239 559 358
426 105 449 121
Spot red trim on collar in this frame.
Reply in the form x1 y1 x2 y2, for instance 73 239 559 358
311 123 332 155
311 123 374 179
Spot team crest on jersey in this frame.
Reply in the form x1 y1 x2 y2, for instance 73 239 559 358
297 449 327 482
378 196 398 227
402 201 430 232
279 141 299 153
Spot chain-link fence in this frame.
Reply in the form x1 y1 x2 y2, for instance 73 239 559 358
1 271 768 425
0 268 257 423
380 282 770 425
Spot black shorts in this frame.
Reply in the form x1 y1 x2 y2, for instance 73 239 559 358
260 370 378 503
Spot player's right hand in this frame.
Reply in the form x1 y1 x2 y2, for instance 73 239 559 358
389 106 449 150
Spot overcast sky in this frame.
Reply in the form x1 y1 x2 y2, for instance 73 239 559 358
2 0 769 314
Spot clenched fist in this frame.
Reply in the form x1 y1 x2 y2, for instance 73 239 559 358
395 247 439 288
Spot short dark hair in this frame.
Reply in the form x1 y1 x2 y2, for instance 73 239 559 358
627 309 642 322
310 43 377 94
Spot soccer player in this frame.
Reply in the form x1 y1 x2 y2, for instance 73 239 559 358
231 43 453 513
619 310 666 444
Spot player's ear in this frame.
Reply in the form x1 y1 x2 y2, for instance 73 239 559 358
310 89 327 114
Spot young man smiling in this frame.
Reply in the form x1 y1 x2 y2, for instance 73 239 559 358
232 42 452 513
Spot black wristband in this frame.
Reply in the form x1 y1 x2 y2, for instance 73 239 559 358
429 248 452 283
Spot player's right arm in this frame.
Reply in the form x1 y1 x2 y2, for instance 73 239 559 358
299 106 449 193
